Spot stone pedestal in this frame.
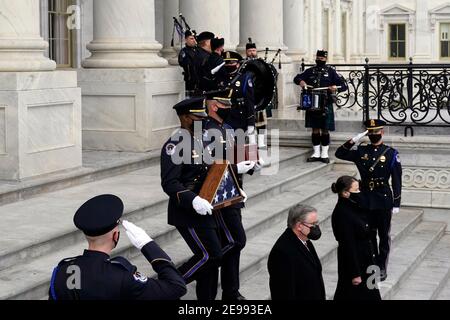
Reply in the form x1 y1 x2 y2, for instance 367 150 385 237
0 71 81 180
276 63 301 111
78 68 183 152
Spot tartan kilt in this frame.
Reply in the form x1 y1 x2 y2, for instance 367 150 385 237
305 102 335 131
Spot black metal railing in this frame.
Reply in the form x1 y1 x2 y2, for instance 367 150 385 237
300 58 450 136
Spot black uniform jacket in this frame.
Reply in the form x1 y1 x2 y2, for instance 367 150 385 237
335 141 402 210
49 242 186 300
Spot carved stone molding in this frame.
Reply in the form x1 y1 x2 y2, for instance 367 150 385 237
403 168 450 190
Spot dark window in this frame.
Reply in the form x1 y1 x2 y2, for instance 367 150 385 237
389 24 406 59
48 0 74 67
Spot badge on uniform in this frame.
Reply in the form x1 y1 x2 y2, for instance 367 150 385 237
192 149 200 158
166 143 176 156
235 81 241 87
380 155 386 163
361 154 369 161
248 79 253 88
396 154 401 163
133 272 148 283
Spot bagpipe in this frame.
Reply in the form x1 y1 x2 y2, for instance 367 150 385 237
171 13 196 48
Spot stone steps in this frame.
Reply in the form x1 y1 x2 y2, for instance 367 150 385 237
238 208 425 300
0 147 333 300
0 150 161 206
0 147 310 273
392 234 450 300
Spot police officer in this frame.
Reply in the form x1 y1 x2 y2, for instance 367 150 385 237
222 51 257 141
203 91 256 300
294 50 348 163
335 119 402 281
194 31 216 93
205 37 227 90
178 30 199 97
48 194 186 300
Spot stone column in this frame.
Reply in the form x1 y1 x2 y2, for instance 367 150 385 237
414 0 431 63
284 0 307 62
229 0 240 50
350 0 365 63
161 0 180 65
238 0 290 63
79 0 184 152
0 0 81 180
180 0 233 50
82 0 167 68
332 0 345 63
310 0 323 60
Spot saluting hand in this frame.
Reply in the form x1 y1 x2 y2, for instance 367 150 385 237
122 220 153 250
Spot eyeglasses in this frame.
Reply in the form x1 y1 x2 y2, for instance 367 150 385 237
302 221 319 228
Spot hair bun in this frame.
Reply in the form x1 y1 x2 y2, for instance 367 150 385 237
331 183 338 194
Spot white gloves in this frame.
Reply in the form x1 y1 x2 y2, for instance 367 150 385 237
240 189 248 203
351 130 368 143
392 207 400 215
192 196 213 216
246 126 255 135
122 220 153 250
237 161 256 174
253 158 265 172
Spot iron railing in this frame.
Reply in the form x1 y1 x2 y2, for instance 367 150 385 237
300 58 450 136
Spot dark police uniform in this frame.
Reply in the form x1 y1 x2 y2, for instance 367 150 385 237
49 194 186 300
335 120 402 276
160 97 229 300
203 112 247 300
178 45 199 97
222 51 256 133
293 62 347 131
199 51 226 92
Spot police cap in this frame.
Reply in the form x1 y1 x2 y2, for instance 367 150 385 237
196 31 215 42
173 97 208 117
364 119 386 131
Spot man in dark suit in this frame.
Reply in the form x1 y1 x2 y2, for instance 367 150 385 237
268 204 325 300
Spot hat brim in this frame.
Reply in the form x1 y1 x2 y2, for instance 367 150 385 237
189 109 208 117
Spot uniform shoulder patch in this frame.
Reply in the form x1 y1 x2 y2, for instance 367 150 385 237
248 78 253 88
133 271 148 283
396 153 401 163
165 143 177 156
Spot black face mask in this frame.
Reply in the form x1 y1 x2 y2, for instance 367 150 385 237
316 59 326 67
225 65 238 74
348 192 362 205
113 231 120 249
306 225 322 241
369 134 382 144
216 107 231 120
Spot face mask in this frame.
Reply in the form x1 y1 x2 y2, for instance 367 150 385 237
225 65 238 74
349 192 362 204
113 231 120 249
216 107 231 120
369 134 382 144
316 59 326 67
306 225 322 241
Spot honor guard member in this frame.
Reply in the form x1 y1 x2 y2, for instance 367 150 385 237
160 97 223 300
178 30 199 97
203 90 257 300
245 38 258 60
48 194 186 300
222 51 257 141
294 50 348 163
194 31 215 93
335 119 402 281
202 37 227 91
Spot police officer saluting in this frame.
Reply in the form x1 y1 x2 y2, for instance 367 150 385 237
335 119 402 281
48 194 186 300
178 30 198 97
294 50 348 163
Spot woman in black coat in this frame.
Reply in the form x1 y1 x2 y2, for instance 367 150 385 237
331 176 381 300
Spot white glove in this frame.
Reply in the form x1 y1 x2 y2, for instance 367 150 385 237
246 126 255 135
122 220 153 250
253 158 265 172
240 189 248 203
351 130 368 143
392 207 400 214
192 196 213 216
237 161 256 174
